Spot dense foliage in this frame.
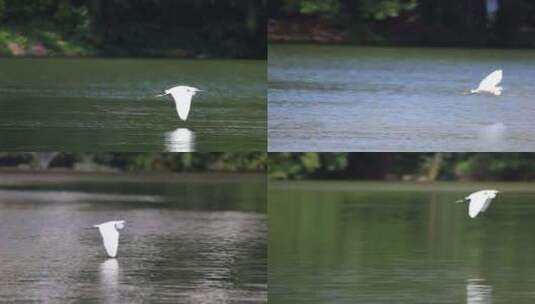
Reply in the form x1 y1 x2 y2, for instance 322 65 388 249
269 153 535 181
0 152 267 172
270 0 535 47
0 0 267 58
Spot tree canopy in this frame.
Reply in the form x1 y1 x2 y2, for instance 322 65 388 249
269 0 535 47
269 153 535 181
0 0 267 58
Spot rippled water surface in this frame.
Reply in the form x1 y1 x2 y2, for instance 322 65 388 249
269 45 535 151
0 58 266 151
269 182 535 304
0 172 266 303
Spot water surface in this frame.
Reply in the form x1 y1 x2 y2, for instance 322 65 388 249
269 181 535 304
0 172 266 303
269 44 535 151
0 58 266 151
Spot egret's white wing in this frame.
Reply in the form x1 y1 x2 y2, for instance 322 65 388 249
481 198 494 212
468 194 489 218
477 70 502 91
98 224 119 257
170 92 192 121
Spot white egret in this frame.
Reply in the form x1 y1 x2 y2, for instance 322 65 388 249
157 86 202 121
456 190 500 218
467 69 503 96
93 220 125 258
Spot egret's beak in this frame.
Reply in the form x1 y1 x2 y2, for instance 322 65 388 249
455 199 465 204
156 93 167 97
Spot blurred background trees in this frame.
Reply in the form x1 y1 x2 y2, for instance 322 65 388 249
269 0 535 47
0 152 267 172
269 153 535 181
0 0 267 58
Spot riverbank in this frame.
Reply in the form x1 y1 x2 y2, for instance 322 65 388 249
269 180 535 193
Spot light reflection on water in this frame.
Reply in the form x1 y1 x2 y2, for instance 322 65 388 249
100 259 120 303
467 279 492 304
165 128 195 152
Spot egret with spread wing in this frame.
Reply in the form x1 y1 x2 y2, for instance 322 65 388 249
157 86 202 121
468 70 503 96
94 220 125 258
456 190 500 218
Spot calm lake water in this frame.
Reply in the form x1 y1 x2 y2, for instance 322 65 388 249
269 182 535 304
269 44 535 151
0 172 266 303
0 58 266 151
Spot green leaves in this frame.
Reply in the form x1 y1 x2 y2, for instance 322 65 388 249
362 0 418 20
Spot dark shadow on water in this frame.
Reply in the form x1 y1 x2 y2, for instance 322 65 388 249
165 128 195 152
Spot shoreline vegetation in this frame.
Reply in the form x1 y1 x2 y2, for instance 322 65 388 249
268 153 535 182
0 152 267 173
268 0 535 48
0 1 266 59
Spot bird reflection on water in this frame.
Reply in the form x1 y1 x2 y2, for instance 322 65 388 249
100 259 120 303
466 279 492 304
165 128 195 152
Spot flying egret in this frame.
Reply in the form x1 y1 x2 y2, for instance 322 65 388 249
93 220 125 258
467 70 503 96
157 86 202 121
456 190 500 218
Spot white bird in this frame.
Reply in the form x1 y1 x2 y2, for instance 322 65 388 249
93 220 125 258
468 70 503 96
456 190 500 218
157 86 202 121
